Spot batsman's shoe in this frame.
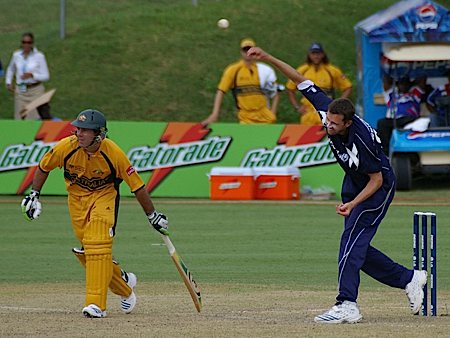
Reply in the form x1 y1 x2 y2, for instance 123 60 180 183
405 270 428 314
314 301 362 324
82 304 107 318
120 272 137 314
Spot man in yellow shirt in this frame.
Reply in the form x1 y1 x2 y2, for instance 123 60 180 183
21 109 169 318
202 38 280 125
286 42 352 125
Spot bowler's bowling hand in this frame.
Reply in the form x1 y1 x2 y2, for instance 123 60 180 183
336 202 354 217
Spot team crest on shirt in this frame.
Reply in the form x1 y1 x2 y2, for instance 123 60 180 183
339 153 349 162
346 144 359 170
126 165 136 176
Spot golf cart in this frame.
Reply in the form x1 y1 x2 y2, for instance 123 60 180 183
383 45 450 190
354 0 450 190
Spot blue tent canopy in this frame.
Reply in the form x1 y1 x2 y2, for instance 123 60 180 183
354 0 450 127
356 0 450 42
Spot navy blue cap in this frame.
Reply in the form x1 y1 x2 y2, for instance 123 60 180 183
309 42 324 52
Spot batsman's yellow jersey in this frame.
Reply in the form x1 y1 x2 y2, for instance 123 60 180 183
218 60 276 124
39 135 144 197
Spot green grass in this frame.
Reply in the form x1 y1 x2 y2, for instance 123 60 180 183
0 0 410 123
2 196 449 293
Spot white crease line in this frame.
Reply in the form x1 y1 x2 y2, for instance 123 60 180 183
0 306 72 313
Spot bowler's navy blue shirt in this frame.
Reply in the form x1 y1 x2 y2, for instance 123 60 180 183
298 80 395 203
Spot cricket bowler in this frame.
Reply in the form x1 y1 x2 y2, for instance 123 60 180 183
248 47 427 324
21 109 169 318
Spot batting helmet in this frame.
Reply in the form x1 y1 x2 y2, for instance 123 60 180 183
71 109 108 133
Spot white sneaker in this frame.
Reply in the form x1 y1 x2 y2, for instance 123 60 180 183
405 270 427 314
82 304 107 318
314 301 362 324
120 272 137 314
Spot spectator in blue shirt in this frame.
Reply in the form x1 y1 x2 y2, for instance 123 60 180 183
377 75 423 155
427 72 450 127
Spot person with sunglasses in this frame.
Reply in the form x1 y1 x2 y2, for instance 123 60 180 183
201 38 280 125
5 32 51 120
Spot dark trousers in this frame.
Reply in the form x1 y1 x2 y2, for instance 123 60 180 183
37 103 52 120
336 183 413 303
377 116 417 155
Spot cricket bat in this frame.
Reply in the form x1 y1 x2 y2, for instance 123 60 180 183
161 234 202 312
19 88 56 119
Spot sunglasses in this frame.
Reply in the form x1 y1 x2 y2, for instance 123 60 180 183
22 40 33 44
241 46 252 52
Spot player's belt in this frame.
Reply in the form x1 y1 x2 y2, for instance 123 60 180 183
25 82 42 88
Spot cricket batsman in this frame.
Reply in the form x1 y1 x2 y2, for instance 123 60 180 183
21 109 169 318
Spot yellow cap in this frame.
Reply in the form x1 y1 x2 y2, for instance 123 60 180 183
240 38 256 48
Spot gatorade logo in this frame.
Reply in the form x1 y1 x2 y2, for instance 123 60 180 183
128 136 232 171
241 124 334 169
241 142 335 168
140 122 229 193
0 141 56 172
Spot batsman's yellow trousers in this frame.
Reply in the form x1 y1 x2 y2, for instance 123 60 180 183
69 191 131 311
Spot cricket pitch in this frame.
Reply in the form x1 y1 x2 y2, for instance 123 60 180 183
1 282 448 338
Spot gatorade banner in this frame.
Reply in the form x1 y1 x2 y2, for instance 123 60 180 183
0 120 342 197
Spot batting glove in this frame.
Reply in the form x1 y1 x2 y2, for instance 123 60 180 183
147 210 169 235
21 189 42 221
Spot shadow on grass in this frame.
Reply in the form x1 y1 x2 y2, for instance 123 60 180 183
413 173 450 190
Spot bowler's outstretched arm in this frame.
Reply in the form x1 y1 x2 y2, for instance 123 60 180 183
248 47 332 114
247 47 307 85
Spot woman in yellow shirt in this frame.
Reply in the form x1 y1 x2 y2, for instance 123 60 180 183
286 42 352 125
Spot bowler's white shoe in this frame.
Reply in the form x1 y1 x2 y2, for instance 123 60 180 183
405 270 427 314
82 304 107 318
120 272 137 314
314 301 362 324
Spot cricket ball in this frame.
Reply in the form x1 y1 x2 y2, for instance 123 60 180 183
217 18 229 29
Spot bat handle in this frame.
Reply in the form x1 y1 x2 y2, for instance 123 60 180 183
161 234 176 255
